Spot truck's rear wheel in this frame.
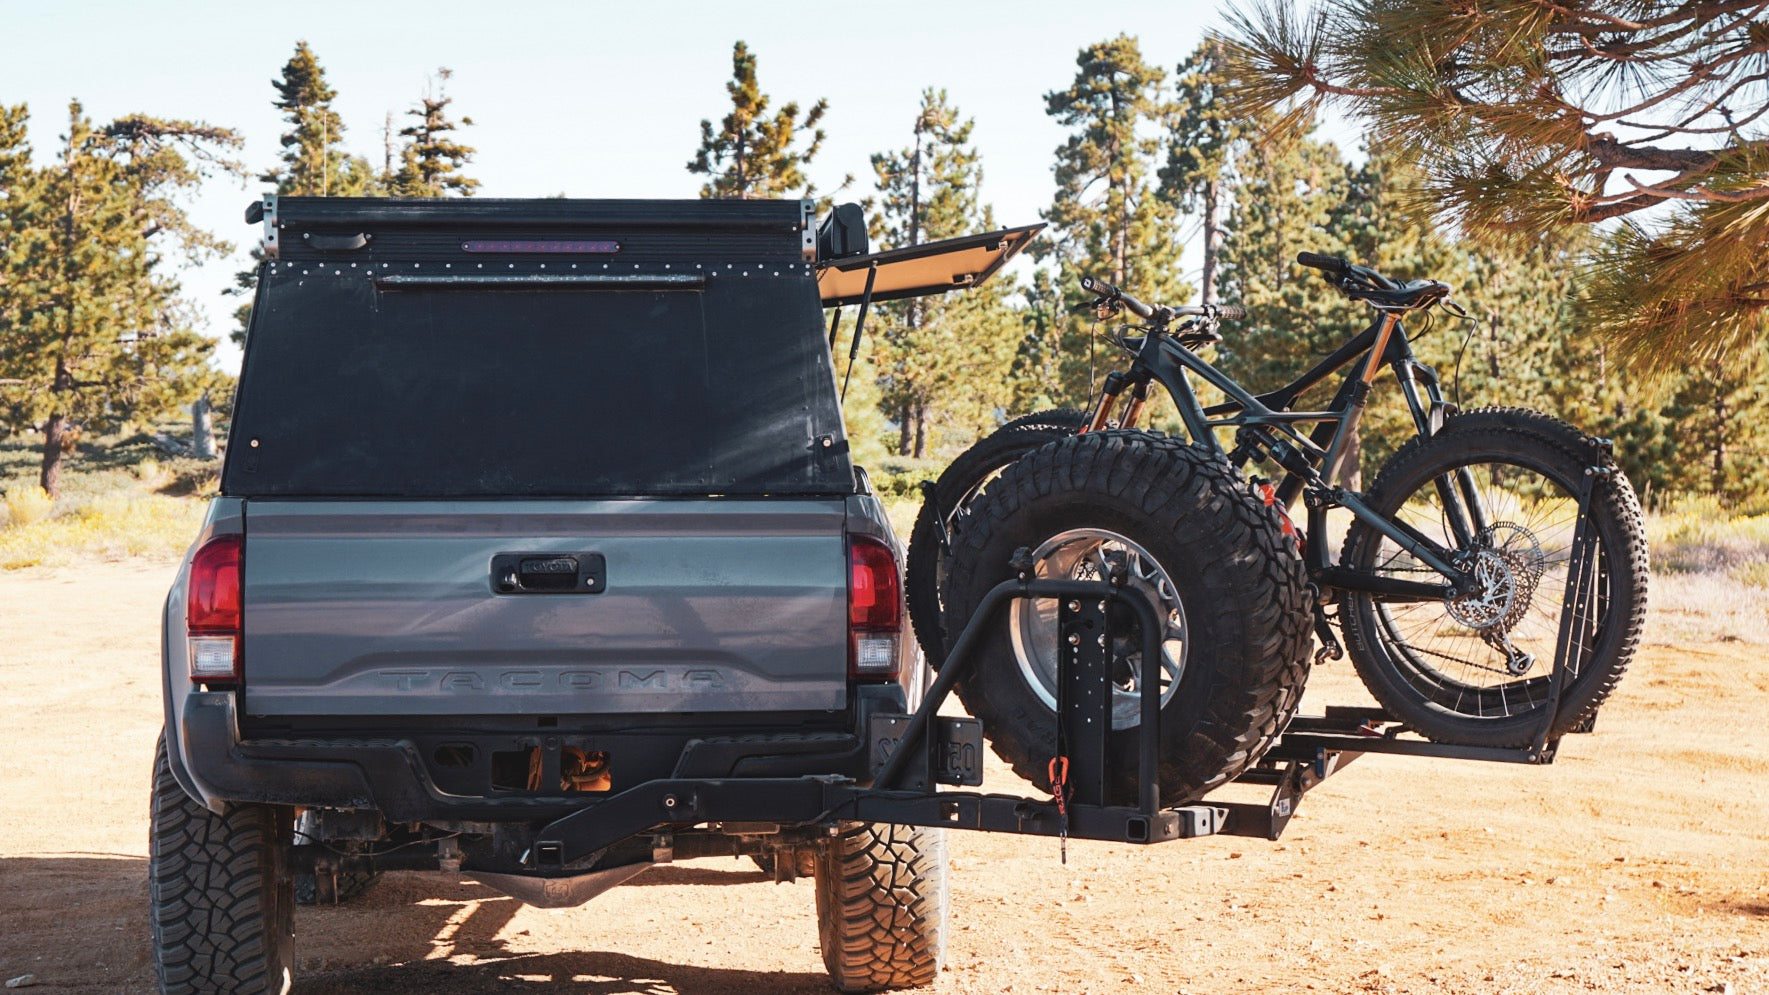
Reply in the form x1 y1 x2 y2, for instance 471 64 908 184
940 431 1312 805
150 734 295 995
814 822 947 993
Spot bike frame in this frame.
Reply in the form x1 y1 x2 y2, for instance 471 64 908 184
1083 307 1484 602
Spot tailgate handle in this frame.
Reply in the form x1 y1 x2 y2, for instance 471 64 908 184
492 553 606 595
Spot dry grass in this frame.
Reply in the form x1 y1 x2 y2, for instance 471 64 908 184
1645 494 1769 577
0 491 204 570
0 429 213 570
2 484 54 528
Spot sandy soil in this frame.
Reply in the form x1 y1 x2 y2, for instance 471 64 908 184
0 557 1764 994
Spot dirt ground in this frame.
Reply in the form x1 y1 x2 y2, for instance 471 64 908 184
1 557 1765 994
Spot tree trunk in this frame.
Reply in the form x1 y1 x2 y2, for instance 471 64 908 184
40 412 68 499
192 395 216 460
1712 385 1727 496
898 402 914 457
912 402 927 460
1200 179 1221 305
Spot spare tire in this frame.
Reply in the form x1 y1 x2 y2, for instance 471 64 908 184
940 431 1312 805
906 409 1087 664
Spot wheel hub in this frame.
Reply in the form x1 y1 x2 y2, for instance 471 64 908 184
1008 528 1188 730
1445 549 1519 629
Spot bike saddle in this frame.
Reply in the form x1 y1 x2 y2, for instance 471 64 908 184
1347 279 1451 310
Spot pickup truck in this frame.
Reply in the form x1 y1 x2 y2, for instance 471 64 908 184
151 196 1044 994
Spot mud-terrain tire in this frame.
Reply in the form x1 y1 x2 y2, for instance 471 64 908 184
1340 407 1648 746
940 430 1313 805
150 734 295 995
814 822 948 993
907 409 1087 664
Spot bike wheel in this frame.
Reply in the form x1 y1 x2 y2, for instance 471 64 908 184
1340 407 1648 746
905 409 1086 665
940 431 1312 804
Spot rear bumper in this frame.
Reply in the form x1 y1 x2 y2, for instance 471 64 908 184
169 686 904 824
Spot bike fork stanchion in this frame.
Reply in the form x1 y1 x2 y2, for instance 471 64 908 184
1532 454 1611 759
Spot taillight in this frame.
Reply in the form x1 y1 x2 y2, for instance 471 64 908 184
187 534 242 684
848 535 902 681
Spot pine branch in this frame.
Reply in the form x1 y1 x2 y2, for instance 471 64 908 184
1615 171 1769 203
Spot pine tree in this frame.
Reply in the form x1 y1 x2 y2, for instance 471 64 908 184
687 41 836 201
1218 130 1350 390
1040 36 1188 403
1214 126 1388 480
1219 2 1769 372
1006 269 1071 414
0 104 29 345
262 41 376 197
1665 349 1769 504
390 68 479 198
0 103 237 496
233 43 378 345
1160 40 1243 305
867 90 1018 456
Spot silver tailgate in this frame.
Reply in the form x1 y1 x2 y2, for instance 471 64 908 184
240 499 849 717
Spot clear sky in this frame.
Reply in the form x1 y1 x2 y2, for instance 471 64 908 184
1 0 1228 368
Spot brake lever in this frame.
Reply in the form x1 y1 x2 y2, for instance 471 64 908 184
1173 316 1222 349
1069 296 1122 319
1440 298 1472 320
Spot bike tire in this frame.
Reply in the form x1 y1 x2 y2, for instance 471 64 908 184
905 409 1086 665
939 431 1312 804
1339 407 1648 746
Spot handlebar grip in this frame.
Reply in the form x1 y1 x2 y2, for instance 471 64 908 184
1081 275 1154 319
1080 275 1115 297
1216 304 1246 320
1296 252 1348 276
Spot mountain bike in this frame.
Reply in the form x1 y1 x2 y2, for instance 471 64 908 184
911 252 1648 756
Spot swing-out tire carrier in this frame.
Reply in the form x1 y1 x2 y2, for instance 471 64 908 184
522 575 1225 872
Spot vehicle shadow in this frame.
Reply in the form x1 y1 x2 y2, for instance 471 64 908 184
0 855 154 990
619 863 774 887
1709 897 1769 918
0 856 824 994
302 950 831 994
300 870 826 993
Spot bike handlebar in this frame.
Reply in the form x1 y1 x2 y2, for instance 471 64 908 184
1294 252 1401 292
1296 252 1349 277
1080 275 1245 323
1080 276 1155 320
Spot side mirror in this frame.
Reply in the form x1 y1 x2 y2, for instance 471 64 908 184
816 204 869 261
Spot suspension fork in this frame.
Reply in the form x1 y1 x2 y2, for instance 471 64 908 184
1082 370 1131 433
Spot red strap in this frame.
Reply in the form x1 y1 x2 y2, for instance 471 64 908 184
1048 756 1070 815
